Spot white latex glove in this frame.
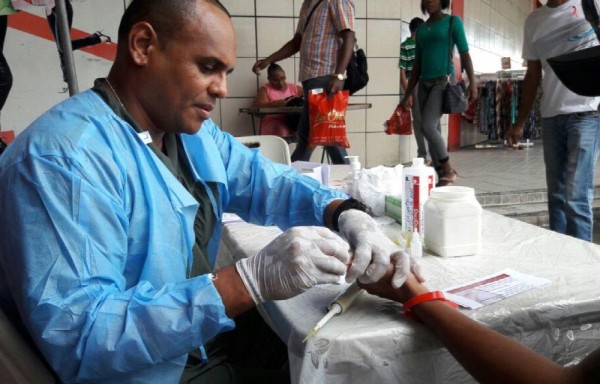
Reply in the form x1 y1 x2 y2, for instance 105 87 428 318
337 209 424 284
236 226 350 304
390 249 425 288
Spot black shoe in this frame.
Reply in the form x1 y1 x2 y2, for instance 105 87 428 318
93 31 112 43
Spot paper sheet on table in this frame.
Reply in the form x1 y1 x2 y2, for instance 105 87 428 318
443 268 551 309
291 161 330 185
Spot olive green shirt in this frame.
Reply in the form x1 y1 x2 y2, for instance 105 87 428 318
92 79 218 277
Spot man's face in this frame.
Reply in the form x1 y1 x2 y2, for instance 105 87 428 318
143 2 236 136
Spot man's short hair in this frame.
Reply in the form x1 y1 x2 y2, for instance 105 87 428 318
118 0 230 45
421 0 450 14
409 17 424 33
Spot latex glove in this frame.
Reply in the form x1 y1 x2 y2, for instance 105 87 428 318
389 249 424 289
236 226 350 304
338 209 424 284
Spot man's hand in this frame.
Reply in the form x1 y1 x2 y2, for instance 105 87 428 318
468 83 478 104
236 227 350 304
326 77 344 96
506 124 523 149
252 59 270 75
337 210 423 285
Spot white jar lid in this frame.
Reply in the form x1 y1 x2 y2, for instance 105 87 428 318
430 186 475 200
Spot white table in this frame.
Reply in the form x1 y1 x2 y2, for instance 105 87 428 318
218 210 600 383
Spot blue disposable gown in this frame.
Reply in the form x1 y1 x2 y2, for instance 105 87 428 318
0 90 346 383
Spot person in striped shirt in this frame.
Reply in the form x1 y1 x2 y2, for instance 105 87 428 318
253 0 356 165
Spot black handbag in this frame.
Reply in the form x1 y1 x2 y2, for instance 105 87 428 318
441 16 468 114
547 0 600 97
344 44 369 95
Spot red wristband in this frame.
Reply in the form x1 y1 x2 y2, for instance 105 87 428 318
403 291 458 320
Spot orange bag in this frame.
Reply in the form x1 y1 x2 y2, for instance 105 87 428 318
308 89 350 148
384 105 412 135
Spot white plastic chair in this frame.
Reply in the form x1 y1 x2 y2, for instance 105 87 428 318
236 135 292 166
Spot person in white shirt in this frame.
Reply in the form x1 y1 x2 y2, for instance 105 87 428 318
507 0 600 242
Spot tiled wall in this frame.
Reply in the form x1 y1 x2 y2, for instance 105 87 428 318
464 0 531 73
3 1 532 168
219 0 533 167
3 0 125 135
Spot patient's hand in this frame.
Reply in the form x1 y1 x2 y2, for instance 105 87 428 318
359 266 429 304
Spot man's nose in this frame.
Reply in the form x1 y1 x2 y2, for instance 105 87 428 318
209 74 228 99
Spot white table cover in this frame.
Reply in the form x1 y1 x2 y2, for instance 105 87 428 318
218 210 600 383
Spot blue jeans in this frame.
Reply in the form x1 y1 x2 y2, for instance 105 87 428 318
291 76 349 164
542 111 600 241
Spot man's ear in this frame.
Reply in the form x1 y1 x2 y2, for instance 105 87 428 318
128 21 159 66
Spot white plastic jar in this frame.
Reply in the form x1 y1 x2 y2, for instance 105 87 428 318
424 186 482 257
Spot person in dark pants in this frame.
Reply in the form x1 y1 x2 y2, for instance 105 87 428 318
253 0 356 164
400 0 477 186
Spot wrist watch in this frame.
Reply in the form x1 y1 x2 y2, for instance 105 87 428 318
333 73 344 81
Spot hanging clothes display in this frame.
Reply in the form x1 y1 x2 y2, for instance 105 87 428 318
472 70 542 141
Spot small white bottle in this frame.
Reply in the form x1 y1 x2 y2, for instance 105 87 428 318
401 158 436 238
410 229 423 259
345 156 361 198
424 186 482 257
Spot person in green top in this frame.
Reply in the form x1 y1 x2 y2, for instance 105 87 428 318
399 17 427 161
400 0 477 186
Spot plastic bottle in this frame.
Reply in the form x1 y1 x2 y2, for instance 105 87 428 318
401 158 436 238
410 229 423 259
424 186 482 257
345 156 361 198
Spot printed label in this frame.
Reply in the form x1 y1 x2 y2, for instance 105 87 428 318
137 131 153 145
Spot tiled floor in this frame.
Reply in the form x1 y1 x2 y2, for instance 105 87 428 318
449 140 600 194
447 140 600 243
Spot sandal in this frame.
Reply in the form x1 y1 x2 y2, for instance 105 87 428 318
436 169 458 187
93 31 112 44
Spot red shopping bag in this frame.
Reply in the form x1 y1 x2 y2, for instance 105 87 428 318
308 89 350 148
384 105 412 135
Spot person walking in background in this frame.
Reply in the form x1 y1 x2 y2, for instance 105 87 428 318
11 0 111 88
506 0 600 242
252 0 355 165
400 17 428 162
252 63 303 142
0 0 16 130
44 0 111 84
400 0 477 186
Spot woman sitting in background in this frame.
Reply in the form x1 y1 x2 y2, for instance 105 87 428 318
252 63 303 142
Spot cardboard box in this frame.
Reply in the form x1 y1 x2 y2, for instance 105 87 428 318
385 195 402 224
